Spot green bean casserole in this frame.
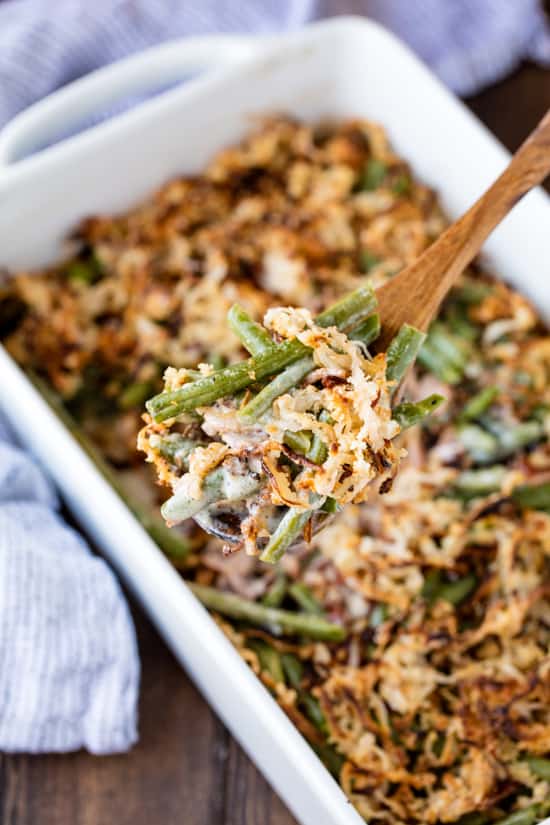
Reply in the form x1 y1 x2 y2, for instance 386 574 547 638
1 117 549 825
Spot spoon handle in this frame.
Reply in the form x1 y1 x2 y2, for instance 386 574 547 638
375 107 550 349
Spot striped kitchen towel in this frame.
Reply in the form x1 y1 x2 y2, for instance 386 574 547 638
0 0 549 128
0 416 139 754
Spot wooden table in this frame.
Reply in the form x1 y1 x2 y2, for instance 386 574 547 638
1 62 549 825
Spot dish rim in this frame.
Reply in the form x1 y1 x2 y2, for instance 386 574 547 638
1 16 550 825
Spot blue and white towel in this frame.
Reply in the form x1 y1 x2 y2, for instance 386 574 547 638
1 0 549 128
0 0 549 756
0 417 138 753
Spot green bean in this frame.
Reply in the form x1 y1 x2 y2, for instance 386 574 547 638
458 424 500 464
151 433 201 468
530 404 549 424
240 356 314 422
432 733 445 758
349 313 381 347
306 432 328 465
513 482 550 511
140 519 191 559
359 249 380 272
454 280 492 305
187 583 347 641
437 574 477 605
67 261 92 283
284 662 328 729
454 466 506 497
312 742 344 778
446 306 479 342
288 582 324 615
385 324 427 386
456 813 489 825
304 410 331 465
248 640 285 683
281 653 303 688
148 340 306 421
286 650 330 730
369 603 389 627
260 507 314 565
161 468 225 522
283 430 313 456
66 257 102 285
418 321 471 384
262 573 288 608
422 572 477 606
487 420 543 461
422 570 443 602
428 322 470 370
227 303 274 356
161 469 260 523
421 570 477 605
392 394 445 430
27 371 192 560
300 692 327 732
493 805 538 825
462 419 544 465
360 158 387 190
392 174 411 196
514 369 534 387
459 386 499 422
147 285 377 422
315 283 378 331
418 339 463 384
118 380 155 410
208 352 226 371
525 756 550 781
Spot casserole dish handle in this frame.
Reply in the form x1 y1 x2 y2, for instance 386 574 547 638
0 34 264 168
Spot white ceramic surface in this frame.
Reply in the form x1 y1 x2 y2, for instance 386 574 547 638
1 17 549 825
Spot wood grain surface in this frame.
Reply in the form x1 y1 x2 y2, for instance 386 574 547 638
1 59 549 825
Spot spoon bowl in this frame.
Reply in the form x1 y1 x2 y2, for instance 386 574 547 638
195 505 335 551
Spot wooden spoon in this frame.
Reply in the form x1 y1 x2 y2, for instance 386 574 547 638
180 112 550 551
374 107 550 352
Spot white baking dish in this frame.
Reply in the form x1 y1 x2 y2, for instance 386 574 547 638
1 17 549 825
